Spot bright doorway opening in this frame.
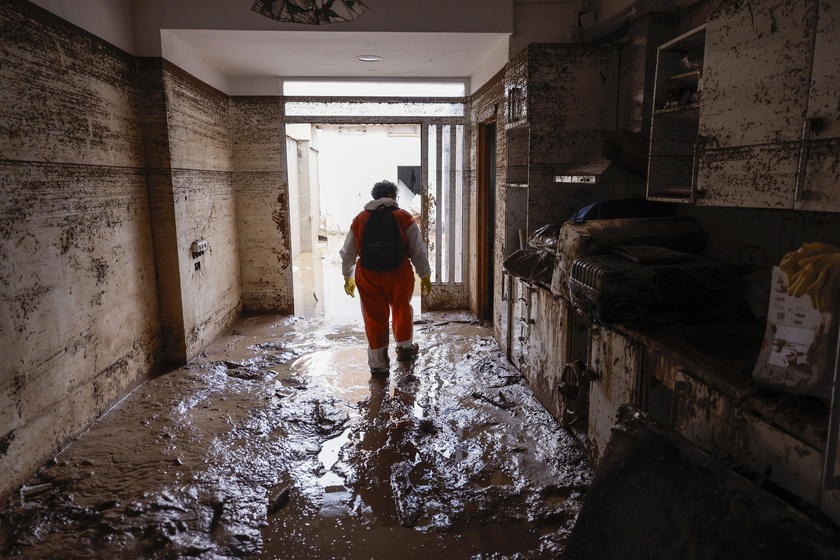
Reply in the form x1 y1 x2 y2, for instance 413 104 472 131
287 123 423 320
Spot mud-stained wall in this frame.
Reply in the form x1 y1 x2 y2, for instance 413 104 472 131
138 59 243 363
471 44 649 344
137 58 186 362
232 97 294 314
161 64 242 359
524 44 646 232
0 0 161 498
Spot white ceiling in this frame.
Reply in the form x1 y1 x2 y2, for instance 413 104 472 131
166 29 509 79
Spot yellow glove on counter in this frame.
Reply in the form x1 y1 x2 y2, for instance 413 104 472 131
344 277 356 298
781 243 840 312
780 242 840 284
420 274 432 297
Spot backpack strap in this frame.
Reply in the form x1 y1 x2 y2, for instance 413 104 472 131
368 204 396 213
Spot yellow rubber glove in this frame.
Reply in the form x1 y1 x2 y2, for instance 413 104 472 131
783 249 840 312
780 242 840 285
420 274 432 297
344 277 356 298
813 256 840 312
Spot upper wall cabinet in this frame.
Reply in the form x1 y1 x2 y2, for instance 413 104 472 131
694 0 839 211
503 44 619 232
798 0 840 212
647 25 706 202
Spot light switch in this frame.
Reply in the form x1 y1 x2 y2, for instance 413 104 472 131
191 240 208 259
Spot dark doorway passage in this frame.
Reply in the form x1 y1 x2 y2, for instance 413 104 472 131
477 120 497 321
0 312 590 558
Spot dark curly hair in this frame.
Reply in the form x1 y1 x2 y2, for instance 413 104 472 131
371 180 398 200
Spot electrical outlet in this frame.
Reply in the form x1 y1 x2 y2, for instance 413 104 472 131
737 245 767 267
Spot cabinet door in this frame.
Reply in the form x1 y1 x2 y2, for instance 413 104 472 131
587 327 640 465
499 270 513 359
521 290 571 422
696 0 818 209
647 26 705 202
797 0 840 212
511 280 533 374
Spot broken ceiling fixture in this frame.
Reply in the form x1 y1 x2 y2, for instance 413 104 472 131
251 0 369 24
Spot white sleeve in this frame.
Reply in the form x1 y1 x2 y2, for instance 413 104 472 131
405 222 431 278
339 230 358 278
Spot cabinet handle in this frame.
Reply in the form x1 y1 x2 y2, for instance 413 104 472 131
524 285 535 325
794 118 823 201
691 134 704 200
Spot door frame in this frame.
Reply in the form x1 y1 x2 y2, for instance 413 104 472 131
476 119 497 321
282 96 469 311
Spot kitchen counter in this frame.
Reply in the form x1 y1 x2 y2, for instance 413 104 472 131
619 317 764 398
612 317 829 451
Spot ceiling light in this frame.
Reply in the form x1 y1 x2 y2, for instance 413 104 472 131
356 54 381 62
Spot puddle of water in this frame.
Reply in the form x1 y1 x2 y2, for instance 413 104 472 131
318 427 353 488
292 348 372 404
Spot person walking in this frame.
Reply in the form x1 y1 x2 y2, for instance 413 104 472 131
340 180 432 374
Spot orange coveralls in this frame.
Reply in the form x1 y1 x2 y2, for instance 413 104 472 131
340 198 431 370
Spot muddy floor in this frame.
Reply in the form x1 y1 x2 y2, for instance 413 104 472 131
0 311 591 559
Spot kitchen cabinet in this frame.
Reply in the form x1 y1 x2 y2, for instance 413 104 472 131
504 282 588 436
797 0 840 212
520 287 573 423
502 44 619 232
587 326 641 465
500 270 513 358
694 0 839 211
647 25 705 202
631 320 840 526
509 278 535 374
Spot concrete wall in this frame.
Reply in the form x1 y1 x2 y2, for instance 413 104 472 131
138 59 244 363
27 0 135 53
162 63 242 358
523 43 647 232
287 136 303 260
0 0 297 500
511 0 580 55
286 121 320 261
232 97 294 314
0 0 161 498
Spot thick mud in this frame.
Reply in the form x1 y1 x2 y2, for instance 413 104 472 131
0 312 591 559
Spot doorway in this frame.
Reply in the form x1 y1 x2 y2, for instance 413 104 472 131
282 91 469 319
287 123 423 320
477 120 497 321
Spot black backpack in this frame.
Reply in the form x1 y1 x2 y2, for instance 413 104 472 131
360 205 405 271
